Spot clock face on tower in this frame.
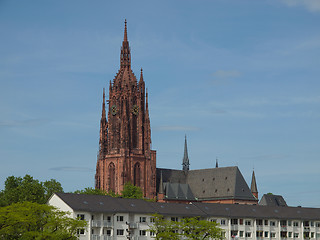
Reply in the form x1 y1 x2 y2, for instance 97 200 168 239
111 105 117 116
132 105 139 115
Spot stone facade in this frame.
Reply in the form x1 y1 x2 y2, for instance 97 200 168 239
95 21 156 199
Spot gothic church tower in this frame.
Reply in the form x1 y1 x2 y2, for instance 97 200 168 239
95 21 156 199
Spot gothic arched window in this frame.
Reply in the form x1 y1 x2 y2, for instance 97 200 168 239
134 163 140 187
108 162 115 192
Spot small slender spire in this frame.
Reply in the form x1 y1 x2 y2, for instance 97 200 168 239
124 19 128 42
120 19 131 68
182 135 190 171
215 157 218 168
159 171 164 194
139 68 144 83
251 169 258 199
101 88 106 119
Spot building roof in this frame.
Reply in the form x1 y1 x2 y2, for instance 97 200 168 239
157 166 256 201
53 193 320 221
259 194 287 207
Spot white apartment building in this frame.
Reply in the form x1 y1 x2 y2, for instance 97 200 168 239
49 193 320 240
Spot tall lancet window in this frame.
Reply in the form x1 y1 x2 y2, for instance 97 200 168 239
108 162 115 192
134 163 140 187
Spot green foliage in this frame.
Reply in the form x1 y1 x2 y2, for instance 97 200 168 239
149 214 180 240
0 201 86 240
74 182 144 199
0 175 63 207
73 187 119 197
121 182 143 199
149 214 225 240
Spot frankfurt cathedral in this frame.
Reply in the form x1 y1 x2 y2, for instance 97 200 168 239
95 21 259 205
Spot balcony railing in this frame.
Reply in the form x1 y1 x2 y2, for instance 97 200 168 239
91 220 113 228
128 222 139 228
92 235 100 240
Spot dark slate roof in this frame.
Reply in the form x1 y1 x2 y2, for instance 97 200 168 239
53 193 320 221
259 194 287 207
163 182 196 201
148 201 205 217
54 193 155 214
156 166 256 201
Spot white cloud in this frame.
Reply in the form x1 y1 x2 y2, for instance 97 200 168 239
282 0 320 12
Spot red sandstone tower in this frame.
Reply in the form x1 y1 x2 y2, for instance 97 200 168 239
95 21 157 199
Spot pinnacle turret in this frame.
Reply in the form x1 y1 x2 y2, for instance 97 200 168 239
182 135 190 172
120 19 131 68
251 169 258 199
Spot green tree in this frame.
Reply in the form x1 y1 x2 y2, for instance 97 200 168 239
0 201 86 240
148 214 180 240
73 187 111 196
74 182 143 199
149 214 225 240
121 182 143 199
0 175 63 207
43 179 63 201
180 217 225 240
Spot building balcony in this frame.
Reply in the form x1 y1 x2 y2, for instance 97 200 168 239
102 236 113 240
91 220 113 228
92 235 100 240
128 222 139 228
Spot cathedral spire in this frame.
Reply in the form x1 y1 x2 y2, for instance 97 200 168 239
120 19 131 68
99 88 107 158
182 135 190 172
251 169 258 199
139 68 144 83
124 19 128 42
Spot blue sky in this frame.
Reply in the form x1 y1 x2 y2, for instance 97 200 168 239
1 0 320 207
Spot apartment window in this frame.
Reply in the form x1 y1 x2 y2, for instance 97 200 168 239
239 219 243 225
304 221 310 227
220 219 226 225
293 221 299 227
288 220 292 226
231 230 238 238
150 231 155 236
140 217 146 223
245 232 251 238
264 231 269 238
117 229 124 236
77 214 85 220
245 220 251 226
316 222 320 228
77 229 85 235
311 232 315 238
256 231 263 237
311 221 314 227
271 232 276 238
239 231 244 237
231 219 238 225
211 219 217 223
280 220 287 226
140 230 146 236
264 220 268 226
256 219 263 226
117 216 124 222
106 216 111 222
294 233 299 238
150 217 155 223
171 217 178 222
270 221 276 226
103 229 111 236
288 232 292 238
